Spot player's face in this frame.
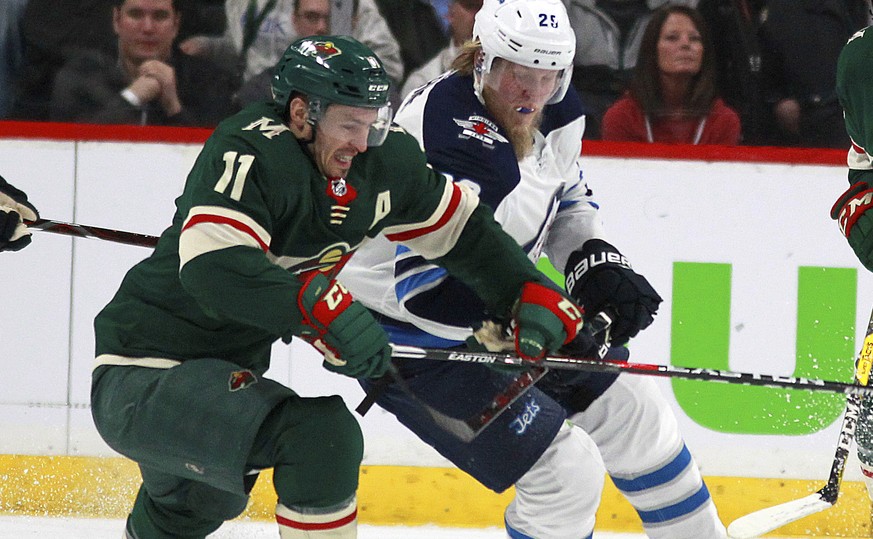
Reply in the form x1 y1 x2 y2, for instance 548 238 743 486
657 13 703 77
113 0 180 63
312 104 377 178
482 59 560 126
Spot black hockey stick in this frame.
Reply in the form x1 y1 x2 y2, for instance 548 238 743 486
391 345 873 396
459 312 614 437
26 219 159 248
358 314 612 444
727 306 873 538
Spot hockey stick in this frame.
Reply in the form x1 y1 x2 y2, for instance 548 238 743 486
26 219 159 248
458 312 613 438
390 345 873 396
360 314 612 444
726 307 873 539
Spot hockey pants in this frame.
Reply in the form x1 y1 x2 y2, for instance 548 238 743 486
505 375 726 538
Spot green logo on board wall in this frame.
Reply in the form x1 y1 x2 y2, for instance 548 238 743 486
536 259 857 435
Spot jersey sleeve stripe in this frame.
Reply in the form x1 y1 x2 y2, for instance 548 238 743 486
179 206 272 269
383 182 479 259
384 181 462 241
849 137 873 170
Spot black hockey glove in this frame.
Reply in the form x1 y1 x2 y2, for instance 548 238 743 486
564 239 662 346
831 180 873 272
0 180 39 253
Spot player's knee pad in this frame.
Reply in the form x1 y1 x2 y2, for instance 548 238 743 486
504 422 604 539
263 395 364 508
276 496 357 538
569 375 680 473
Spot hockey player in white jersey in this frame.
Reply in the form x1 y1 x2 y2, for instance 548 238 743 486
341 0 727 537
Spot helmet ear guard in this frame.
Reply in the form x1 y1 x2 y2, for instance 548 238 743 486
472 0 576 105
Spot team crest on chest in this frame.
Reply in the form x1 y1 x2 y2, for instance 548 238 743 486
325 177 357 225
454 116 509 146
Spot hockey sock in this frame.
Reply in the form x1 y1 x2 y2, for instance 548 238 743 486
276 496 357 538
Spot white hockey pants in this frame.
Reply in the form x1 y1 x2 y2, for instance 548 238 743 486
506 376 726 538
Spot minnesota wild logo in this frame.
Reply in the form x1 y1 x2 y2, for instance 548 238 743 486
228 370 258 392
302 40 341 60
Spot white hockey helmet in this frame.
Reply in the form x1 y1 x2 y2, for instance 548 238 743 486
473 0 576 106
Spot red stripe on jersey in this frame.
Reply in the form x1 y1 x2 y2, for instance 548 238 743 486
385 183 462 242
182 214 269 252
276 508 357 530
853 139 867 156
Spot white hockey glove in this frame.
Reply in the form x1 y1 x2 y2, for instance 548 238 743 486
0 189 39 253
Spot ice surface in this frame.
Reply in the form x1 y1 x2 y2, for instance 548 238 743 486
0 515 815 539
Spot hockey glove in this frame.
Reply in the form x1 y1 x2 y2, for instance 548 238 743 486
0 185 39 253
831 180 873 271
513 281 584 361
297 272 391 379
565 239 662 347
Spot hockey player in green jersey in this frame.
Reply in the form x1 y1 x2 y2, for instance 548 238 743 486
91 35 586 539
831 24 873 503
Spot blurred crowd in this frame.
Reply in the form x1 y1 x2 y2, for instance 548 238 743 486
1 0 869 147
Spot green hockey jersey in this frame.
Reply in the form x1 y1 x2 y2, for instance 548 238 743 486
94 102 542 373
838 25 873 184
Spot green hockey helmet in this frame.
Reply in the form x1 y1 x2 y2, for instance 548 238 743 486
271 35 393 146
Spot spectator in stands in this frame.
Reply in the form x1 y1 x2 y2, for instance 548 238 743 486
601 4 741 144
235 0 331 106
49 0 238 127
179 0 403 91
0 0 28 118
400 0 482 98
561 0 697 139
10 0 225 121
757 0 869 148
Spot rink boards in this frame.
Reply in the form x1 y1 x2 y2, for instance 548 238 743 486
0 124 871 535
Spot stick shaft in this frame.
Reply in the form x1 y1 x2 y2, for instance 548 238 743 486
391 346 873 396
27 219 159 248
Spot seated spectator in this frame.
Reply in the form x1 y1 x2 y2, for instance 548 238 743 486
10 0 226 121
49 0 239 127
757 0 869 148
236 0 330 106
601 5 741 145
400 0 481 99
0 0 28 118
562 0 697 139
180 0 403 89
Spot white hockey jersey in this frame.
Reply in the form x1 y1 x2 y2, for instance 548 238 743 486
340 71 605 344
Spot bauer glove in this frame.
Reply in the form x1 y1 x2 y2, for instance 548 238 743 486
513 280 584 361
565 239 662 347
831 180 873 272
0 180 39 253
296 272 391 379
